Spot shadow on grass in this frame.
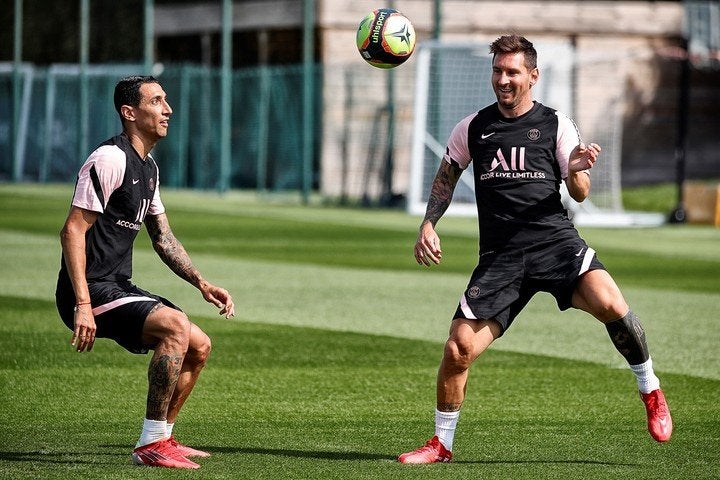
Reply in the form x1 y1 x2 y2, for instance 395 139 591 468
226 447 638 468
215 446 641 467
0 450 123 465
452 459 640 466
212 445 395 460
166 446 641 467
0 447 640 468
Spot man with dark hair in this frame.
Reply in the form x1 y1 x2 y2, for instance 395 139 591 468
56 75 235 469
398 35 672 464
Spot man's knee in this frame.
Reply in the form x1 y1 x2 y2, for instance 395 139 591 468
443 337 475 372
187 331 212 367
574 270 628 321
593 297 628 322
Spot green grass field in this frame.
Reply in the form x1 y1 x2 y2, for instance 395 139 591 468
0 184 718 479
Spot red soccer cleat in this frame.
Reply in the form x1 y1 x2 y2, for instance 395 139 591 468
168 435 211 458
398 436 452 464
131 438 200 469
640 389 673 442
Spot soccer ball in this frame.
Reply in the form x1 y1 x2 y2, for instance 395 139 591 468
356 8 416 69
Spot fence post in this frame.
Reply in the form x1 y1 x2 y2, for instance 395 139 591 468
144 0 154 74
302 0 315 203
78 0 90 167
12 0 23 181
219 0 232 193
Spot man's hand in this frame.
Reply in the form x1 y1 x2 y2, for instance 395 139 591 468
71 304 96 352
568 142 601 173
200 281 235 318
415 221 443 266
566 142 600 202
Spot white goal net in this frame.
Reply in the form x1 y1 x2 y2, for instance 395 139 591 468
408 40 664 227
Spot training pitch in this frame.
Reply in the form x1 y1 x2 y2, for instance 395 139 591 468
0 184 718 479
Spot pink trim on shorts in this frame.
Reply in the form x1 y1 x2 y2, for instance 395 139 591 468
459 294 477 320
92 296 157 316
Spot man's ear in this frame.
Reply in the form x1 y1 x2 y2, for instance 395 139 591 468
530 67 539 87
120 105 135 122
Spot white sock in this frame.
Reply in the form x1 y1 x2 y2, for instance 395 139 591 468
435 409 460 451
630 357 661 394
136 418 168 448
166 422 175 437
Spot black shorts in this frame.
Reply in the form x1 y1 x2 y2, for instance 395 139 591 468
56 276 181 354
453 236 605 335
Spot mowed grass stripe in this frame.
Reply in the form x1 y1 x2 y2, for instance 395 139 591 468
1 185 719 292
3 227 719 381
0 297 718 479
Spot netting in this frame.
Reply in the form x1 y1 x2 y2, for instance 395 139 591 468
0 63 321 192
408 40 633 224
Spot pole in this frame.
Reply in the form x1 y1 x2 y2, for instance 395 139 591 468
382 0 397 206
669 40 690 224
78 0 89 166
301 0 315 204
12 0 23 181
257 30 269 192
382 69 395 205
144 0 154 74
219 0 233 193
433 0 441 39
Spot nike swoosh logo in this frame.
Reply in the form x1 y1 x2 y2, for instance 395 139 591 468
659 417 668 427
575 248 585 257
481 132 496 139
132 179 140 185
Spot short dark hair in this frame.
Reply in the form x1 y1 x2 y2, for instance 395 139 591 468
489 35 537 70
113 75 159 114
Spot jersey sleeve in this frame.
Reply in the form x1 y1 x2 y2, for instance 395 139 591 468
554 111 583 179
71 145 126 213
442 113 475 170
148 162 166 216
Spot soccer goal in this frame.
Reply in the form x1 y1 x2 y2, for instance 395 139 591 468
407 40 665 227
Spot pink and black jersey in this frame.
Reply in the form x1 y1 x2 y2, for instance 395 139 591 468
59 133 165 282
444 101 585 251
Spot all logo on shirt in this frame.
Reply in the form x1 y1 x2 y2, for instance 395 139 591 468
479 146 546 181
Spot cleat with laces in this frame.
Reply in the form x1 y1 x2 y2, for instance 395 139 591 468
398 436 452 464
168 435 211 458
640 389 673 442
131 438 200 469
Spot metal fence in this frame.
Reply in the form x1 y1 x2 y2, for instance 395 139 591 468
0 63 322 192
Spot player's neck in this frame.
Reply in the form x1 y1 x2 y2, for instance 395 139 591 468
123 131 158 160
498 99 535 119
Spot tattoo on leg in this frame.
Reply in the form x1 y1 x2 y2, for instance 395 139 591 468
605 310 649 365
438 403 462 412
146 354 183 420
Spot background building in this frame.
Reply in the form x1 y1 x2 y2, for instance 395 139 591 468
1 0 718 211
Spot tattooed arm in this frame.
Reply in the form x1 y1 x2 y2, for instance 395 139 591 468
145 213 235 318
414 161 463 266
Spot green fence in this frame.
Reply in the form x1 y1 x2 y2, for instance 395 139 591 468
0 63 322 192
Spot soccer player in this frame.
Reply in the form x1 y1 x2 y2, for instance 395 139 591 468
56 76 235 469
398 35 672 464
